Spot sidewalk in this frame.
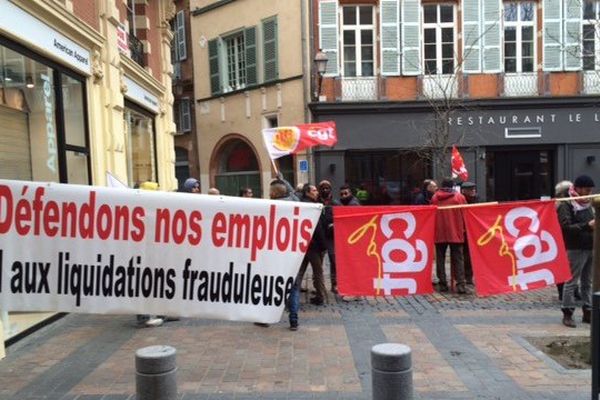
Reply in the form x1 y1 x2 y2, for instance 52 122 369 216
0 286 591 400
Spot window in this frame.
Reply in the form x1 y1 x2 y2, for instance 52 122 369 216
583 0 600 70
124 103 157 186
178 97 191 132
225 33 246 91
423 4 455 75
342 6 374 76
503 2 536 73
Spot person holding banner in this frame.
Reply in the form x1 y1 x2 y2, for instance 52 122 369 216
431 178 469 294
557 175 595 327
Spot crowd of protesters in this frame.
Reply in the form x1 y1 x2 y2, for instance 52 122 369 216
167 171 596 331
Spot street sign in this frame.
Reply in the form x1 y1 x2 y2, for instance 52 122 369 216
299 160 308 172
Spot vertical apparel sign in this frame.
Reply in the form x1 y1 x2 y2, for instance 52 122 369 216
464 200 571 296
451 145 468 182
0 180 322 323
334 206 436 296
262 121 337 160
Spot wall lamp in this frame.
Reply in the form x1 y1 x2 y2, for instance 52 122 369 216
313 49 328 101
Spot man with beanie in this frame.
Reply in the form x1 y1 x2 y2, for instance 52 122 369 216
557 175 595 327
431 177 469 294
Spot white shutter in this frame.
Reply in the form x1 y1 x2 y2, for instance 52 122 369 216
401 0 421 75
381 0 400 75
319 0 339 76
564 0 582 70
176 10 186 61
482 0 501 72
543 0 563 70
463 0 482 73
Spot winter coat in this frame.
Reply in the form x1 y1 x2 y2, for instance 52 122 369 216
557 201 594 250
431 189 467 243
302 197 327 253
413 190 432 205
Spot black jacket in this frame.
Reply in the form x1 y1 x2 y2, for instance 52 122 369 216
557 201 594 250
302 197 327 253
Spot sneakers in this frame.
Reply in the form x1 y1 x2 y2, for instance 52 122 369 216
145 317 164 327
456 284 472 295
254 322 270 328
289 321 298 331
438 282 449 292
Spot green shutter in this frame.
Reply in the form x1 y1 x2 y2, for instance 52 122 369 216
245 27 258 86
208 38 221 95
263 17 278 82
463 0 481 73
544 0 563 70
401 0 421 75
319 0 338 76
482 0 501 72
564 0 582 70
381 0 400 75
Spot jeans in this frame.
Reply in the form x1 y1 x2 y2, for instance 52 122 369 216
435 243 465 286
562 249 592 310
288 281 300 325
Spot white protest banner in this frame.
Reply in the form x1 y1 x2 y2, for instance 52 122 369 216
0 180 322 323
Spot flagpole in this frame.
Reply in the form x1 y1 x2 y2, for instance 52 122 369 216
270 157 280 176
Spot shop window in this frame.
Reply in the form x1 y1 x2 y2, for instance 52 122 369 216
124 103 157 186
0 41 90 184
175 146 189 191
344 151 430 205
215 139 261 197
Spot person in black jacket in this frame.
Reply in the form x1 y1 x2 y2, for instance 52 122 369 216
318 180 340 293
413 179 438 205
557 175 595 328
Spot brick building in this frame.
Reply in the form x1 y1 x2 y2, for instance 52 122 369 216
309 0 600 203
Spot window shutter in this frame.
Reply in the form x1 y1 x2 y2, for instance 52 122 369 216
245 27 258 86
319 0 339 76
381 0 400 75
170 20 178 63
543 0 563 70
401 0 421 75
176 10 187 61
482 0 501 72
208 38 221 95
564 0 582 70
181 98 191 132
463 0 481 73
263 17 279 82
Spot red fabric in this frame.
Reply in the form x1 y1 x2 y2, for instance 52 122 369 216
334 206 436 296
295 121 338 150
262 121 338 160
463 200 571 296
451 146 468 181
431 190 467 243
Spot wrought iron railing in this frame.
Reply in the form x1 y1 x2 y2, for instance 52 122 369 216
129 34 145 68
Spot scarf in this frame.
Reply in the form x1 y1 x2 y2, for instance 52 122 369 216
568 185 592 211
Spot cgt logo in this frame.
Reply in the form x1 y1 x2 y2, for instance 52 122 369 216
478 206 557 291
348 212 427 295
306 127 336 141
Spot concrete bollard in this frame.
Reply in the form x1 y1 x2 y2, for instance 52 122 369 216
371 343 413 400
135 345 177 400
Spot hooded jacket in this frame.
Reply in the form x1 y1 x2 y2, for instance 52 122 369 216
431 189 467 243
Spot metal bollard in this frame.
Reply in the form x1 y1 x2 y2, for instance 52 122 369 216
135 345 177 400
371 343 413 400
592 293 600 400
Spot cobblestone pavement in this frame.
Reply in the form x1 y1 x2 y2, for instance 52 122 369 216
0 286 592 400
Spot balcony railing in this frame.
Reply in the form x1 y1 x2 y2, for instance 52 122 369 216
334 76 385 101
503 73 538 97
583 71 600 95
129 34 145 68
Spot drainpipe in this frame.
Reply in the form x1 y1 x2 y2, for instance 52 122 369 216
303 0 317 184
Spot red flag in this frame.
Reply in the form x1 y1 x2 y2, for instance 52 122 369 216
451 145 468 182
262 121 337 160
334 206 436 296
463 200 571 296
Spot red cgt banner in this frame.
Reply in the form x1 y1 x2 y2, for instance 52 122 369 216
334 206 436 296
464 200 571 296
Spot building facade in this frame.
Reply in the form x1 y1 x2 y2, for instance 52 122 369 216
0 0 177 354
172 0 200 190
190 0 312 197
309 0 600 204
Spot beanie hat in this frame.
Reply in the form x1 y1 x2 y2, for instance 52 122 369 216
183 178 200 192
574 175 595 188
